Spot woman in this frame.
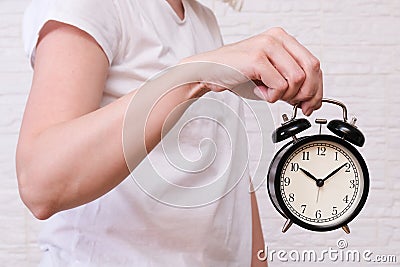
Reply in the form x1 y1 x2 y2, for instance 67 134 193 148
17 0 322 266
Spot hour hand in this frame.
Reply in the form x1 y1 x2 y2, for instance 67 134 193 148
300 167 318 182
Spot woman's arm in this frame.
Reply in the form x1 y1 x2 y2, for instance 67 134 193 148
17 22 322 220
16 21 206 219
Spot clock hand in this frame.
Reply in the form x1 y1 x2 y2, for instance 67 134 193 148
300 167 318 182
300 167 325 187
322 163 348 182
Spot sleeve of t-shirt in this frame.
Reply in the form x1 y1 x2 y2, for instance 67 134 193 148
22 0 121 67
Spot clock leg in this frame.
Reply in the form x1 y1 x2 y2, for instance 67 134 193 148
282 219 293 233
342 225 351 234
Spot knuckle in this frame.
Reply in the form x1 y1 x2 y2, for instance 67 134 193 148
260 34 277 48
308 56 321 72
267 27 287 37
289 69 306 85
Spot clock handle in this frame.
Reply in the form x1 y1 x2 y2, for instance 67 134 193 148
289 98 365 147
290 98 348 122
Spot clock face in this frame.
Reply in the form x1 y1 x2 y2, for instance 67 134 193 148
272 135 369 230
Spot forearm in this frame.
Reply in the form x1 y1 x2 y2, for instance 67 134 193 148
17 82 207 219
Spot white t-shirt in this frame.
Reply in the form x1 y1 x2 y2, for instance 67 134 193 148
23 0 253 266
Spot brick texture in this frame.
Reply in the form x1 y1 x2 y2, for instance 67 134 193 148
0 0 399 266
201 0 400 266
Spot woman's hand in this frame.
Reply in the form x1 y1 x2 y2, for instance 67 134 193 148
183 27 323 116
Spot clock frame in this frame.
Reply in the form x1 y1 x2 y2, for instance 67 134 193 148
267 98 370 234
268 134 369 232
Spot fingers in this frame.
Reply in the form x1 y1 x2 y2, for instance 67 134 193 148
253 58 288 103
262 36 306 102
281 34 323 114
185 26 323 114
260 28 323 115
253 34 305 102
300 69 323 115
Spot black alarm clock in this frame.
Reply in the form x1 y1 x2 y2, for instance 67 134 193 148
267 98 369 234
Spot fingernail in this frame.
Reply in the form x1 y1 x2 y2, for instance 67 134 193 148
305 109 313 116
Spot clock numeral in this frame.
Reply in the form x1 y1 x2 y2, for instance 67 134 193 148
302 151 310 161
290 163 299 172
335 152 339 161
288 193 295 202
284 177 291 186
301 204 307 214
349 180 356 189
332 206 338 215
317 147 326 156
343 195 349 204
315 209 322 219
345 163 351 172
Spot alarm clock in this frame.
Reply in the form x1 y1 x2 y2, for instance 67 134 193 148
267 98 369 234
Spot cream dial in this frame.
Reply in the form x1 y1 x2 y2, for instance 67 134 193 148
280 140 364 227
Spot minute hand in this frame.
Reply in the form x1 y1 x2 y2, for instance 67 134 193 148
322 163 348 182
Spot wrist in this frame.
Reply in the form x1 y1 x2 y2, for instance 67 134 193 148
176 58 226 96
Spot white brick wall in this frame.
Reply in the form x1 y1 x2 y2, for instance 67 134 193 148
201 0 400 266
0 0 399 266
0 0 43 266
